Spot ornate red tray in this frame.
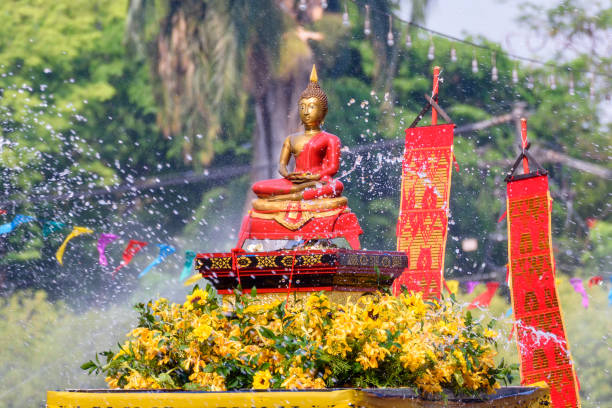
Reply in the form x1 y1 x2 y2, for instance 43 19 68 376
195 249 408 294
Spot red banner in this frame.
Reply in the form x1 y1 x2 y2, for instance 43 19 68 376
394 124 454 299
507 175 580 408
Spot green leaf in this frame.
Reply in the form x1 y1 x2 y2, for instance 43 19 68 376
80 360 96 371
259 326 277 340
156 372 176 388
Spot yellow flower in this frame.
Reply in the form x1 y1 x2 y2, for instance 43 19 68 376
280 367 324 390
463 372 484 390
95 290 507 394
189 372 226 391
453 349 467 370
125 371 157 389
415 369 443 394
252 370 273 389
484 328 498 339
193 323 213 341
105 376 119 389
185 288 208 309
356 341 390 369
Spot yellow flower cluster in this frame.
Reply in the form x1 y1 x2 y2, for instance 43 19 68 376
89 286 513 396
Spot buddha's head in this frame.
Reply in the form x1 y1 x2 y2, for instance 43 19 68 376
299 65 328 128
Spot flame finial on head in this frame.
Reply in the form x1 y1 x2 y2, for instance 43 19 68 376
300 64 328 117
310 64 318 83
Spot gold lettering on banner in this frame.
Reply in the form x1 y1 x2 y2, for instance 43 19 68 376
533 348 549 370
512 255 552 285
509 196 547 220
519 232 533 254
524 291 538 312
538 231 549 250
555 344 570 366
544 288 559 309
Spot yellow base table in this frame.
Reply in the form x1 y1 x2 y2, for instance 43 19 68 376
47 386 550 408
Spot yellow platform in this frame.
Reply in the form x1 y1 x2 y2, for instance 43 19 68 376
47 386 550 408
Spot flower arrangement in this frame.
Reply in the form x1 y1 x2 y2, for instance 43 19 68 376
83 285 515 396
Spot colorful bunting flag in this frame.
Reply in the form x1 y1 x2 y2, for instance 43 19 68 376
184 273 203 286
464 281 479 294
0 209 6 215
609 276 612 306
139 244 176 278
569 278 589 309
97 233 118 266
467 281 499 309
42 221 66 237
113 240 148 277
0 214 35 235
180 250 197 282
588 275 603 288
56 226 94 265
445 279 459 295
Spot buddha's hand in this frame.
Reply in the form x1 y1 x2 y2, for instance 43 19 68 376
286 172 320 183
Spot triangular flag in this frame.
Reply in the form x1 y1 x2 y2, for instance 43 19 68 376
0 214 35 235
113 240 148 277
588 275 603 288
138 244 176 278
608 276 612 306
183 273 203 286
56 226 94 265
97 233 118 266
569 278 589 309
464 281 480 294
0 209 6 215
445 279 459 295
467 282 499 309
180 251 197 282
42 221 66 237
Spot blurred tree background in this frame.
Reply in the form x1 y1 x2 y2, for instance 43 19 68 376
0 0 610 406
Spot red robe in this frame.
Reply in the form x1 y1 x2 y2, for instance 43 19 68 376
252 131 344 199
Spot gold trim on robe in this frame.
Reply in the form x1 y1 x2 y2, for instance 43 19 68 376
251 197 348 230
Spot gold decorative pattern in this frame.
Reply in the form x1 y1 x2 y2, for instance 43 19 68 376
280 256 295 267
251 206 346 230
236 256 251 268
300 254 323 267
256 256 278 268
211 257 231 269
252 197 347 212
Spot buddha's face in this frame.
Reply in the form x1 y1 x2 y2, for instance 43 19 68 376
299 97 325 127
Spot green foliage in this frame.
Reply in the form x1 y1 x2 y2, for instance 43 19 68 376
581 221 612 275
0 290 133 407
0 0 169 270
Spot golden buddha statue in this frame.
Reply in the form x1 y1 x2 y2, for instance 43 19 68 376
249 65 349 231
